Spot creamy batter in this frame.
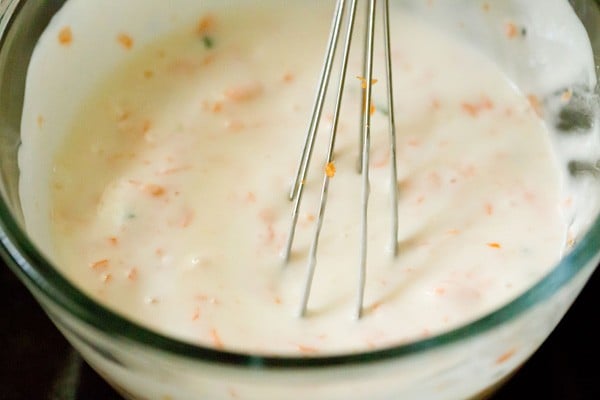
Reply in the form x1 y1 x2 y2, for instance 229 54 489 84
34 2 568 355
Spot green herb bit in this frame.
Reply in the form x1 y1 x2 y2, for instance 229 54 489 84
202 35 215 49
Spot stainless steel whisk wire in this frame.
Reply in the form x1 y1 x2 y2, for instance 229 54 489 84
284 0 399 319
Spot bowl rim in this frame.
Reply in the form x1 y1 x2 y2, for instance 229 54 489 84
1 0 600 370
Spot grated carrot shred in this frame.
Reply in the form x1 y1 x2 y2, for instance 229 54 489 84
462 96 494 117
496 348 517 364
101 273 113 284
91 259 109 270
356 76 378 89
58 27 73 46
224 82 263 102
297 344 319 354
210 328 224 349
325 162 336 178
282 72 295 83
504 22 518 39
197 15 216 35
145 184 166 197
126 268 138 281
527 94 543 117
561 89 573 103
191 306 201 321
117 33 134 50
37 115 45 128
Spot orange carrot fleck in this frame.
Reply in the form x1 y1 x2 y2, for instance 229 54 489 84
127 268 138 281
211 101 224 113
435 287 446 295
481 97 494 110
505 22 518 39
263 224 276 243
141 120 152 135
146 184 166 197
325 162 336 178
370 101 376 116
197 15 216 35
496 348 517 364
487 242 502 249
58 27 73 46
447 229 461 235
158 165 192 175
245 192 256 203
101 273 113 284
116 109 131 122
462 102 479 116
90 259 109 271
201 53 216 66
297 344 319 355
485 203 494 216
192 306 201 321
259 208 275 223
108 236 119 246
282 72 295 83
462 96 494 117
224 82 263 103
527 94 543 117
117 33 134 50
561 89 573 103
181 209 195 228
210 328 224 349
369 301 384 312
36 115 45 128
356 76 378 89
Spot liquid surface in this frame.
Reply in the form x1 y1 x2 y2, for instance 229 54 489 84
45 3 567 355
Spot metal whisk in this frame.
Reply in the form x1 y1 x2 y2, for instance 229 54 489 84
284 0 398 319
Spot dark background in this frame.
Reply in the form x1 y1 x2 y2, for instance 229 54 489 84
0 260 598 400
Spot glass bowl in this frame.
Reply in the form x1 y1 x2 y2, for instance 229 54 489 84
1 1 600 399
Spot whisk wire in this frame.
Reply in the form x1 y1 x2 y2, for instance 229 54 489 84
284 0 347 264
357 0 377 319
382 0 399 256
288 0 346 203
298 0 360 318
287 0 399 320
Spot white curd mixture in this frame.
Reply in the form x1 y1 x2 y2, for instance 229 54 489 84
25 1 573 355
